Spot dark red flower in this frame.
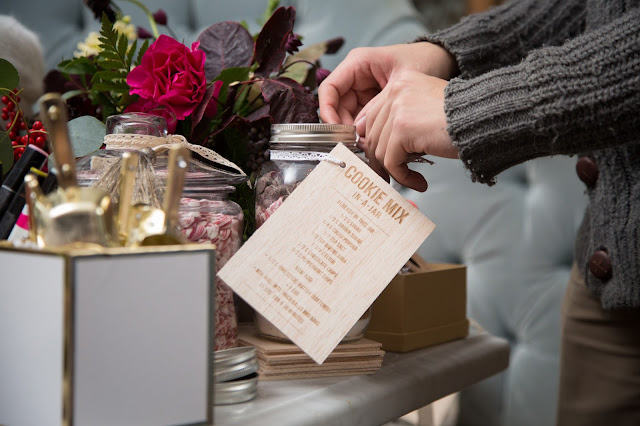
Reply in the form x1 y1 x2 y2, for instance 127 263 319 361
137 27 153 39
284 33 302 54
315 67 331 85
82 0 116 21
152 9 167 26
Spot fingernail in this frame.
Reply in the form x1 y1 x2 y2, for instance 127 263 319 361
355 115 366 136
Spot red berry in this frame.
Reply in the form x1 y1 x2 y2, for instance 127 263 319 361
6 102 14 111
34 136 46 148
19 121 26 130
11 140 18 147
32 121 43 130
1 96 8 105
8 130 16 140
13 146 25 161
21 135 28 145
12 88 18 94
9 111 15 119
1 112 8 121
5 122 11 130
1 107 7 114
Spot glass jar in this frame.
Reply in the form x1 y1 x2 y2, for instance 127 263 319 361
77 113 248 350
76 112 167 203
254 123 372 343
106 113 168 137
179 169 246 351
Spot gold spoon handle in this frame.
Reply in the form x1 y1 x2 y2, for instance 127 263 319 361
39 94 76 189
24 173 43 242
163 146 190 232
117 152 138 239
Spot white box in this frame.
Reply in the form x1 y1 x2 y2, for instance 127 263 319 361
0 244 215 426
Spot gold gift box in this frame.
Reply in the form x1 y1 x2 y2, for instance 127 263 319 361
0 243 216 426
365 255 468 352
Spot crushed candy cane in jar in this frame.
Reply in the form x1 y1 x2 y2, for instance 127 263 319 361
179 197 244 350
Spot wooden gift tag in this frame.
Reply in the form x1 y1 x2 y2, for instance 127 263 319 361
219 143 435 364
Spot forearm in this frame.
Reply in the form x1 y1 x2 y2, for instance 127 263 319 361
445 8 640 184
418 0 586 78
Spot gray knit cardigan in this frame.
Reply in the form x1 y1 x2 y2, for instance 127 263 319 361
419 0 640 309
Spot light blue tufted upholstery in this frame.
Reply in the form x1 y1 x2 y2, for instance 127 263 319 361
402 157 587 426
1 1 588 425
2 0 428 72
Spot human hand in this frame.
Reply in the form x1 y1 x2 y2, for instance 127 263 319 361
355 70 458 192
318 42 457 125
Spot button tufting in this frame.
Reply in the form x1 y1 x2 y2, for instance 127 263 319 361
589 250 612 280
576 157 599 188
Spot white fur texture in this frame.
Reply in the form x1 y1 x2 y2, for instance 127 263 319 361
0 15 45 114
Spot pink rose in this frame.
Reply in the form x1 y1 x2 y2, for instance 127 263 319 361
124 98 177 133
127 35 207 122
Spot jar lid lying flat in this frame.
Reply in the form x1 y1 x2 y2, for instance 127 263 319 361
214 346 259 405
214 372 258 405
214 346 259 383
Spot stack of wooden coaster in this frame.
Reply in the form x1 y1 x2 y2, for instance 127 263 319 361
238 326 384 381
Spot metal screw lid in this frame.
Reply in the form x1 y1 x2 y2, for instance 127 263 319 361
214 346 259 383
214 372 258 405
270 123 357 145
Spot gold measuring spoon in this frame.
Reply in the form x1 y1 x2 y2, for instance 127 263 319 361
127 145 190 246
116 151 138 245
34 93 117 248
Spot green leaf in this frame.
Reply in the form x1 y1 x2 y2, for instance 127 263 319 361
126 39 137 67
0 58 20 90
95 59 124 70
136 39 150 66
67 116 106 157
97 50 121 61
61 58 98 76
280 61 311 85
92 81 129 93
213 67 251 84
93 70 127 82
0 132 14 175
117 33 128 61
213 67 251 105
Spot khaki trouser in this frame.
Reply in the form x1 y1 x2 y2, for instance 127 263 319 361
557 264 640 425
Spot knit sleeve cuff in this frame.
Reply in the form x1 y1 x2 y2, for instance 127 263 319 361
444 64 546 185
445 6 640 185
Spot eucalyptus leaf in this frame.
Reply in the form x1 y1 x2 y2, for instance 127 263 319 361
0 132 14 175
0 58 19 91
67 116 106 157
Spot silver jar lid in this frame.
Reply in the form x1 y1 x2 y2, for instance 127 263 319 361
214 346 259 383
214 372 258 405
213 347 259 405
270 123 357 145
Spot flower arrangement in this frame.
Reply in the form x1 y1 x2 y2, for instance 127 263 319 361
39 0 343 236
49 1 342 165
